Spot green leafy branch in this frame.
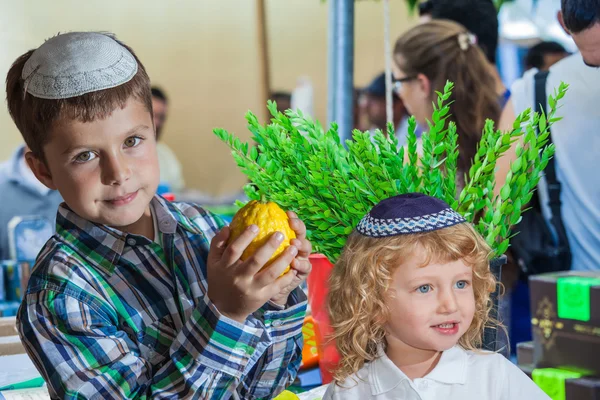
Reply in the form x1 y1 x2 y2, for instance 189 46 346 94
215 81 568 262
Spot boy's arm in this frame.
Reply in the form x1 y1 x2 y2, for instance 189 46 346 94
241 287 307 398
18 285 305 400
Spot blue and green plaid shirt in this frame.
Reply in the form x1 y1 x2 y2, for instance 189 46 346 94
17 196 307 399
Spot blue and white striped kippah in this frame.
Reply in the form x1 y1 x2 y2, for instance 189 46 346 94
356 193 466 237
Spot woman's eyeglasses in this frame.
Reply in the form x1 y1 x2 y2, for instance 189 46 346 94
392 76 416 94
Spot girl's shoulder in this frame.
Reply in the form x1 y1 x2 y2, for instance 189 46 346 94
461 348 551 399
323 353 405 400
322 366 372 400
461 348 516 375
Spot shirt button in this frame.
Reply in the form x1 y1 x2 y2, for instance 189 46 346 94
127 238 137 246
272 320 283 327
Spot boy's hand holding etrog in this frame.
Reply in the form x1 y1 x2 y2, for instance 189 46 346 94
207 201 310 323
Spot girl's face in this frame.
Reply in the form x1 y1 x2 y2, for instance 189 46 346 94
384 245 476 353
392 60 434 128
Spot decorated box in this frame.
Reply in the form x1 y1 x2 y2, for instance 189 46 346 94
529 272 600 376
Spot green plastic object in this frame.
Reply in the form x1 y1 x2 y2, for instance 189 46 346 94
0 376 45 391
557 276 600 322
532 368 583 400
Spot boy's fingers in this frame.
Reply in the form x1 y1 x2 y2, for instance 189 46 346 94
242 231 286 276
264 269 296 299
290 237 312 259
208 227 230 260
291 256 312 276
266 269 297 298
253 245 298 286
222 225 259 266
287 212 307 240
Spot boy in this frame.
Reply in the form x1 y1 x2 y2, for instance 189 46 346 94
7 32 312 399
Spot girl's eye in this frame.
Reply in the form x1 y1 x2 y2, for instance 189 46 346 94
74 151 96 163
124 136 142 148
455 280 469 289
417 284 431 294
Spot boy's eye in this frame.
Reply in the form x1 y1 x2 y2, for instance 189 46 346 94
417 284 431 293
124 136 142 148
74 151 96 163
455 280 469 289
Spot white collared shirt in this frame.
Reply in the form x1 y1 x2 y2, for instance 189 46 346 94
323 346 550 400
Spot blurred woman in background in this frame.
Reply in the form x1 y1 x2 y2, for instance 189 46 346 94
392 19 501 187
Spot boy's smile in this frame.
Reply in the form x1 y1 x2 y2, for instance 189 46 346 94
27 97 160 238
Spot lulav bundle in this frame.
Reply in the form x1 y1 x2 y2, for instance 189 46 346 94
214 81 568 263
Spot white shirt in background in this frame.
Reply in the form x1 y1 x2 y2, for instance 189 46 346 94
510 53 600 271
156 141 185 193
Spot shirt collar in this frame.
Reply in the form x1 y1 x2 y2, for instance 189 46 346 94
55 195 194 274
370 346 468 395
424 346 468 385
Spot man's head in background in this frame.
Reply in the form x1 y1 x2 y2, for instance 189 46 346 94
560 0 600 67
270 91 292 114
360 72 407 131
429 0 499 65
524 41 570 71
151 87 168 140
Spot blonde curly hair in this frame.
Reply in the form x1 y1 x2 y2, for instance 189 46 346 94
327 222 501 383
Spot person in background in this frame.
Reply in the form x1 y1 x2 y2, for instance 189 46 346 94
418 0 434 23
393 20 500 188
360 72 411 147
524 41 570 71
270 91 292 114
0 145 63 260
429 0 510 108
496 0 600 273
151 87 185 194
494 0 600 351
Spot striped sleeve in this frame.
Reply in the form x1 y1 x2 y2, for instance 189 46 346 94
17 285 291 399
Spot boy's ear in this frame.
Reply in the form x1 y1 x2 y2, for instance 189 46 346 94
25 151 57 190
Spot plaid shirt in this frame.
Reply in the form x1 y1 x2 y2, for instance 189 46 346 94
17 196 307 399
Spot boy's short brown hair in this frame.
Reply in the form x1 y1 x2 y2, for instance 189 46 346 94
5 33 153 160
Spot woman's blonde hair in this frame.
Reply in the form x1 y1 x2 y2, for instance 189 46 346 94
393 19 501 177
328 222 500 383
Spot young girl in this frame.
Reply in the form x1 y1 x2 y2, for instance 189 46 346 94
323 193 549 399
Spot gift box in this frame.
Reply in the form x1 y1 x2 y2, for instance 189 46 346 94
532 368 584 400
566 377 600 399
519 364 534 379
517 341 534 366
529 272 600 376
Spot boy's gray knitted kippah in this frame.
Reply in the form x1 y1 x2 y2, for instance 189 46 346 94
22 32 138 100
